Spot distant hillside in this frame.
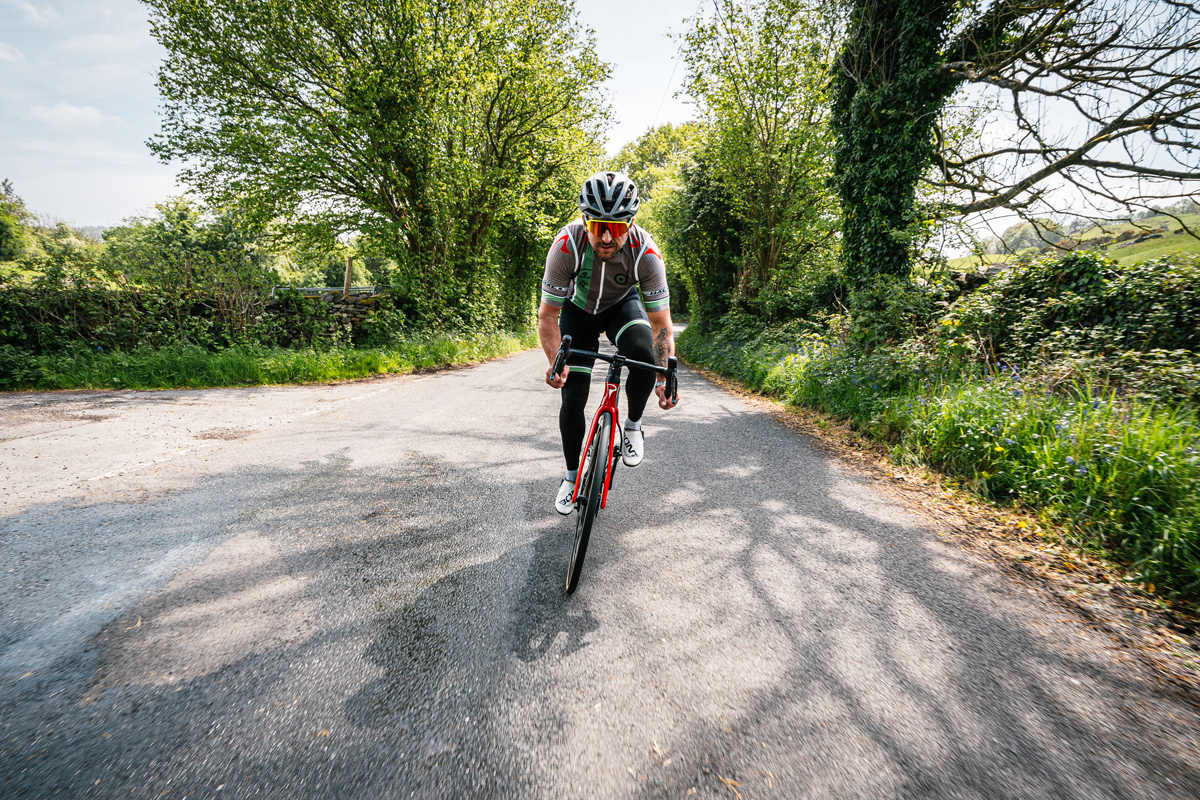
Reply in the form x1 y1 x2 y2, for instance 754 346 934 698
957 211 1200 271
74 226 108 242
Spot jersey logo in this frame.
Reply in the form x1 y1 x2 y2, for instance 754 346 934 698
557 234 571 255
614 274 628 285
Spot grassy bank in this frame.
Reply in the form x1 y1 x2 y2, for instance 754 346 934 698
678 324 1200 598
10 329 538 391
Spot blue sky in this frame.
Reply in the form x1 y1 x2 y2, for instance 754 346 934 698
0 0 704 227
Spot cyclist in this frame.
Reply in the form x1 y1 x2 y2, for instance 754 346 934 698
539 170 679 515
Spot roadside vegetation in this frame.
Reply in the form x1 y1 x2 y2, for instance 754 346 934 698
22 331 536 391
630 0 1200 600
0 184 539 390
4 0 1199 598
678 252 1200 597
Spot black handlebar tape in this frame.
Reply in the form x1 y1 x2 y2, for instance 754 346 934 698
666 356 679 403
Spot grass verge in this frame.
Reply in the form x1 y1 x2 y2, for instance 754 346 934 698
14 329 538 391
678 324 1200 600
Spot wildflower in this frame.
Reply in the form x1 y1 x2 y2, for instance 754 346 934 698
994 446 1005 452
1092 400 1100 410
1066 456 1076 465
1077 466 1087 475
1005 438 1015 445
1013 390 1022 397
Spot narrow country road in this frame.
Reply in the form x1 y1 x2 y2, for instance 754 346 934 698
3 347 1199 799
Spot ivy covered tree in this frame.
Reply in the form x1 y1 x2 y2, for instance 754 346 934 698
832 0 1200 286
143 0 609 329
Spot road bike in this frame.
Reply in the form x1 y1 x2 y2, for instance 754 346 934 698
551 334 678 594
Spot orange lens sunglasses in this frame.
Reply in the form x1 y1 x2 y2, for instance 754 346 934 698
583 217 630 238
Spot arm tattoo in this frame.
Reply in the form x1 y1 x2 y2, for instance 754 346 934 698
653 327 670 368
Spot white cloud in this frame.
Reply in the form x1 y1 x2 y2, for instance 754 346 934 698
1 0 60 24
0 43 24 62
25 102 117 130
54 31 151 56
9 137 154 166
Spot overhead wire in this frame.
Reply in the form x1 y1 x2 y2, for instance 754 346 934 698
649 0 709 131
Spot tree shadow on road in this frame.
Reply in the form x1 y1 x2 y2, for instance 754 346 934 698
589 369 1200 799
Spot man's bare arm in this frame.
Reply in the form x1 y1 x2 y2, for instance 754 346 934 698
646 308 678 409
647 309 674 366
538 302 568 388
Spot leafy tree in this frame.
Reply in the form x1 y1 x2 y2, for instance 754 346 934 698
652 152 743 331
102 197 278 341
0 180 32 263
143 0 609 329
833 0 1200 286
610 122 703 200
103 197 272 287
679 0 839 321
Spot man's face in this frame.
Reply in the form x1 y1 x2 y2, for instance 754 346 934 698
585 216 632 260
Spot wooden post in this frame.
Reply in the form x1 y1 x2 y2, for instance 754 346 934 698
343 255 353 297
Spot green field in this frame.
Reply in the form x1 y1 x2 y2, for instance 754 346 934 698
948 213 1200 271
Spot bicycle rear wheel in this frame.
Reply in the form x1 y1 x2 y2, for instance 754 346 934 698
566 411 610 594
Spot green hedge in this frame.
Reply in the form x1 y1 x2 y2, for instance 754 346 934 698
678 273 1200 597
2 330 537 391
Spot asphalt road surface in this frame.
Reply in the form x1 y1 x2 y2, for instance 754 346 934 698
3 347 1200 799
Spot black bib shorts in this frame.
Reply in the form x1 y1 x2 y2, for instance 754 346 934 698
557 289 657 470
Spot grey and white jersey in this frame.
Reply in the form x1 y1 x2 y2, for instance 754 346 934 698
540 220 670 315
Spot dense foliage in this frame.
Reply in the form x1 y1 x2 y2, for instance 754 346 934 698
952 252 1200 363
0 195 477 388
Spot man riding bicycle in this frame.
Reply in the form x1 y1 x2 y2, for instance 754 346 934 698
539 171 679 515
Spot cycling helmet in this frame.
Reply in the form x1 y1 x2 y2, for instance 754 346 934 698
578 171 639 221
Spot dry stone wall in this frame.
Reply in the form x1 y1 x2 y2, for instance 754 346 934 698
313 292 379 329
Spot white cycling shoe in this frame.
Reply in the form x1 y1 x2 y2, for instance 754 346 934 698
621 428 644 467
555 478 575 515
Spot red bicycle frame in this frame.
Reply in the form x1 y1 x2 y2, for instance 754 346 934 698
550 335 677 514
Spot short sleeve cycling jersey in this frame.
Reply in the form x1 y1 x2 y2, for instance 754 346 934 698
540 220 670 316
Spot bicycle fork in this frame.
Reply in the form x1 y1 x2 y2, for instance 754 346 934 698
572 357 625 510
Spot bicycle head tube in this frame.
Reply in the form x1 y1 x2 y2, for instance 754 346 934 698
606 354 626 384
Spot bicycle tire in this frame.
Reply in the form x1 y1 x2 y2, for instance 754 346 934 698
566 411 610 594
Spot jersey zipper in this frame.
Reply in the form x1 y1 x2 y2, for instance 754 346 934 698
594 261 606 314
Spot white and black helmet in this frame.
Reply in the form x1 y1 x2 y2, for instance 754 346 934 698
579 171 639 222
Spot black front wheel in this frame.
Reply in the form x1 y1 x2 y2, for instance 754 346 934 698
566 411 610 594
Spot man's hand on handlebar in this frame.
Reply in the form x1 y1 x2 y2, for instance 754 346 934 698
545 363 569 389
655 382 678 410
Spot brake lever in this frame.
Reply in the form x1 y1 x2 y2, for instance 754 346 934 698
552 335 573 380
666 356 678 404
